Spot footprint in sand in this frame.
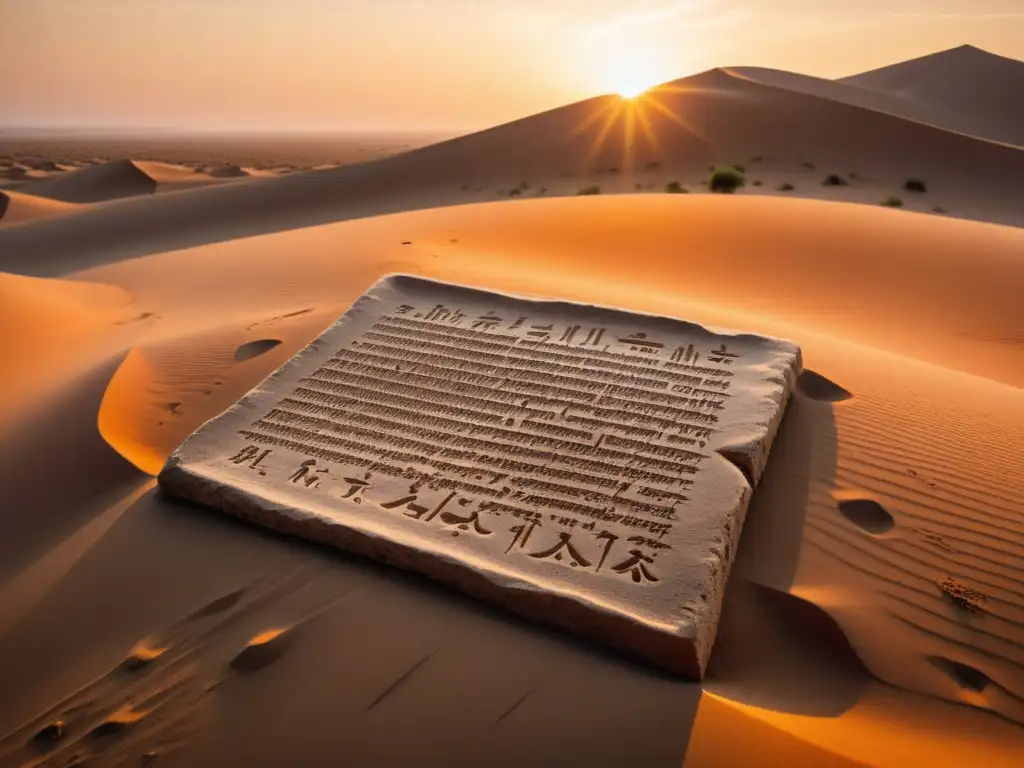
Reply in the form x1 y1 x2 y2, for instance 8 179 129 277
122 639 168 671
31 720 65 746
797 369 852 402
836 498 894 535
186 589 246 622
234 339 282 362
230 627 292 672
90 704 148 738
927 656 991 693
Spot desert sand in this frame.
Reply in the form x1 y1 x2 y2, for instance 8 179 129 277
0 45 1022 767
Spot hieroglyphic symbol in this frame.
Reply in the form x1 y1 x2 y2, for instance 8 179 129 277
526 324 553 341
228 445 272 475
471 311 503 331
558 325 580 344
289 459 328 488
395 304 415 314
339 474 372 503
708 344 739 365
508 315 527 330
579 327 606 346
618 332 664 353
669 344 698 365
381 489 458 522
505 519 541 553
594 530 620 572
627 535 672 550
610 549 660 584
439 505 493 537
528 531 592 568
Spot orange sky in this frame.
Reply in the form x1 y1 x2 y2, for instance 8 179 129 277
2 0 1022 132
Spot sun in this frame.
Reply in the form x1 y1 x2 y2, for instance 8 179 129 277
615 78 654 99
600 49 666 99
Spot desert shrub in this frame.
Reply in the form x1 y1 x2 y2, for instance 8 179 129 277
537 187 548 196
881 196 903 207
849 172 860 180
508 188 522 197
708 167 746 193
635 182 643 191
903 178 927 193
822 174 848 186
577 185 601 195
732 163 746 173
518 180 530 190
460 184 469 190
802 161 816 169
752 180 762 186
646 160 662 170
932 206 946 213
751 155 764 162
776 182 795 191
665 180 687 193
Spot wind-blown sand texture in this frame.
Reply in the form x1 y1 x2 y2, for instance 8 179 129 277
157 274 800 679
0 44 1023 767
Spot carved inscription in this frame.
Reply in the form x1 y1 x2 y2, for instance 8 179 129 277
223 303 751 584
159 275 801 678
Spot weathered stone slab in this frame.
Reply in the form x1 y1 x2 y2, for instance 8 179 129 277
158 274 801 677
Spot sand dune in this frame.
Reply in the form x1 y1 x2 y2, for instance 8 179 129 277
1 194 1022 765
15 159 247 204
2 67 1022 276
0 189 81 227
841 45 1024 147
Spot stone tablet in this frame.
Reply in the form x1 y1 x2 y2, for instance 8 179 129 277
158 275 801 677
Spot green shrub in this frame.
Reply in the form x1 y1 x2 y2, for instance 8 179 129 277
903 178 927 193
708 167 746 193
822 174 848 186
881 196 903 207
577 185 601 195
665 180 687 193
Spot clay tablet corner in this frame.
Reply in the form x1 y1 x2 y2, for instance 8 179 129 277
158 274 801 677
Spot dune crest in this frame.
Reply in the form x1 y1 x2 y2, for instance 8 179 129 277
0 189 81 227
841 45 1024 147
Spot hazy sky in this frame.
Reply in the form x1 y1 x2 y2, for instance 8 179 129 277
2 0 1022 132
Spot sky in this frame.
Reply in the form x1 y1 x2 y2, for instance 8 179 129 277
1 0 1022 133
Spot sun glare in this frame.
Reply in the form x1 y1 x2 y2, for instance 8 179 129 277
600 49 666 100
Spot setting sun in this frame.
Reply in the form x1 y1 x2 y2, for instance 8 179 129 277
598 47 670 99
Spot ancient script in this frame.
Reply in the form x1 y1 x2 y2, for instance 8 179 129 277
159 274 801 677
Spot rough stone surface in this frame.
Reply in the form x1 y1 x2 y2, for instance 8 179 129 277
158 274 801 677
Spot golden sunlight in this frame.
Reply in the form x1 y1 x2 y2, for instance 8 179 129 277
598 46 669 99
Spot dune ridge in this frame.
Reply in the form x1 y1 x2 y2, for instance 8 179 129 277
0 189 81 227
841 45 1024 147
2 68 1022 277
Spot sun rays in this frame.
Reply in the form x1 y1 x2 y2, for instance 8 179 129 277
567 85 704 178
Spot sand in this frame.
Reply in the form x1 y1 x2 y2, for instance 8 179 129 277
1 44 1023 766
841 45 1024 147
0 190 81 227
